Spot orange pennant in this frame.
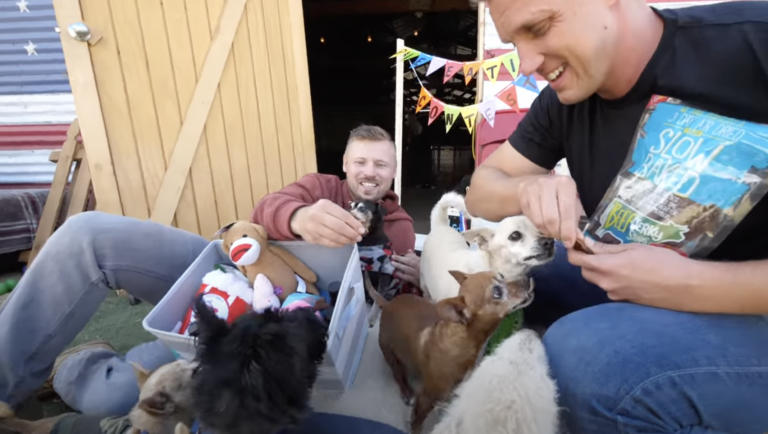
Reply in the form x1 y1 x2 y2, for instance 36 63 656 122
443 61 463 83
415 87 432 113
496 84 520 113
463 61 482 85
428 98 445 126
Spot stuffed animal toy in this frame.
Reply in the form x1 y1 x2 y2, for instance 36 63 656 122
217 221 320 302
178 266 253 336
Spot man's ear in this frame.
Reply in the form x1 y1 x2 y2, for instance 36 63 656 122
436 296 471 324
138 391 175 415
130 362 151 391
448 270 469 286
462 228 493 250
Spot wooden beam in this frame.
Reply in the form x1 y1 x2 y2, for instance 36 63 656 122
149 0 248 226
475 2 486 105
306 0 473 16
394 38 404 199
53 0 123 215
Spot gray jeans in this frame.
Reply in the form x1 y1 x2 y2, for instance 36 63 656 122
0 211 209 416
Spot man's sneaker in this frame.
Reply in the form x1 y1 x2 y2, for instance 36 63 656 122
36 340 115 400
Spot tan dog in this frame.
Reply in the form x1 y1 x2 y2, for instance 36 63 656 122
127 360 197 434
365 270 534 434
217 221 320 301
0 359 196 434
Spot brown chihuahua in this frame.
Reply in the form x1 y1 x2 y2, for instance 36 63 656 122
364 270 534 434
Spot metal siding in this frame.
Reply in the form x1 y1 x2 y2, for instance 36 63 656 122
0 148 62 184
0 93 76 125
0 0 71 96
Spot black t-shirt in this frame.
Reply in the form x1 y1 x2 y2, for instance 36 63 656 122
510 1 768 261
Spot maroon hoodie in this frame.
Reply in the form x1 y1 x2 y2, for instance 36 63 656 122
250 173 416 255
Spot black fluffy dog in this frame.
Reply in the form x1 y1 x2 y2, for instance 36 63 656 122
190 296 328 434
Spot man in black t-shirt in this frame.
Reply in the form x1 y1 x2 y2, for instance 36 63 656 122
467 0 768 433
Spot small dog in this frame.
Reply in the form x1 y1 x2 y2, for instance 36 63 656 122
190 295 328 434
349 200 389 246
429 329 559 434
0 359 196 434
420 192 555 302
365 269 534 434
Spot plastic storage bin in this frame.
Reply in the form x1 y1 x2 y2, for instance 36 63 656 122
143 240 368 391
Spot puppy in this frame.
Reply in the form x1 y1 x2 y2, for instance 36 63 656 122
349 200 397 327
349 200 389 246
365 270 534 434
420 192 555 302
190 295 327 434
0 359 196 434
429 329 559 434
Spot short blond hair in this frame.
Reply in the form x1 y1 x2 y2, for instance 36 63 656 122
346 125 394 151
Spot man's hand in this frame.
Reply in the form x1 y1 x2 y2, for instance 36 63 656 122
518 175 583 248
392 250 421 287
290 199 366 248
567 239 700 311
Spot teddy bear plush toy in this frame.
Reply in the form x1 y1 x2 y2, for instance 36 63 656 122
217 221 320 302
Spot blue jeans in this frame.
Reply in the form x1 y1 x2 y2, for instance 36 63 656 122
528 244 768 434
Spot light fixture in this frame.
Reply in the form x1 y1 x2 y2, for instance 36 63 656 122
320 36 325 43
413 30 419 36
367 35 372 42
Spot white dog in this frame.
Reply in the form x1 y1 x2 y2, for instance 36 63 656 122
429 329 560 434
419 192 555 302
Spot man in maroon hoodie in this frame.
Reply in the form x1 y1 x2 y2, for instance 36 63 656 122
251 125 421 289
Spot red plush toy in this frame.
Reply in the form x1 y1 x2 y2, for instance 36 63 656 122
178 266 254 336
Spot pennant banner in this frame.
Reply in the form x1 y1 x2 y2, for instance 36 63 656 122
460 105 479 134
394 45 524 85
415 86 432 113
496 83 520 113
443 105 461 133
428 98 445 126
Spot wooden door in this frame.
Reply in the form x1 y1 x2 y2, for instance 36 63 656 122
53 0 317 237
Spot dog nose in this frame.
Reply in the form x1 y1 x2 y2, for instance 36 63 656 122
538 238 554 250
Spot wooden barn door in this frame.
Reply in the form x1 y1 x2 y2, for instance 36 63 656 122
53 0 317 237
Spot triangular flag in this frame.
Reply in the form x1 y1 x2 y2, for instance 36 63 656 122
501 51 521 79
478 99 498 128
428 98 445 125
444 105 460 133
426 57 447 76
443 61 462 83
415 86 432 113
460 105 479 134
390 47 410 59
515 73 540 94
482 57 504 85
403 49 421 61
411 53 433 68
463 61 482 85
496 84 520 113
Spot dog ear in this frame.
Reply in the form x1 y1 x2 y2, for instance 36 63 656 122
448 270 469 285
192 295 230 344
175 422 192 434
138 390 176 415
377 203 388 217
436 296 471 324
462 228 493 250
130 362 152 390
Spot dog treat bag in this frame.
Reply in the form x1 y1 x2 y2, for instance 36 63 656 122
583 95 768 258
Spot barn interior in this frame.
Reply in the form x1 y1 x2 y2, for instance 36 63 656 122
304 0 479 232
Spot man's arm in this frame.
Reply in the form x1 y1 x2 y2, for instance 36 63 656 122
691 259 768 314
250 173 332 241
466 88 566 222
466 144 550 221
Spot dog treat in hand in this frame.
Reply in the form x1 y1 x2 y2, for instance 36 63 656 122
572 238 593 255
583 95 768 258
